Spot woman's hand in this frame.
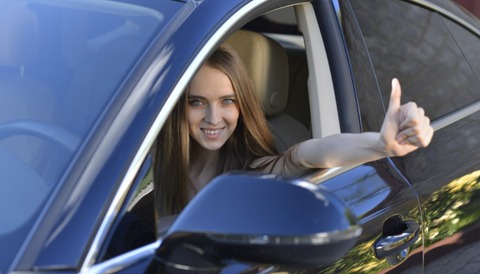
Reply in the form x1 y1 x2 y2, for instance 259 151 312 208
380 78 434 157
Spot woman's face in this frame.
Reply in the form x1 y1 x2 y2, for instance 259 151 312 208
187 64 240 151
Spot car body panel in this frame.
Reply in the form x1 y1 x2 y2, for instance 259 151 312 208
307 161 423 273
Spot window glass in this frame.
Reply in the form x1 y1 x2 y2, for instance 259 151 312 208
349 0 480 120
100 155 156 261
443 16 480 85
0 1 181 270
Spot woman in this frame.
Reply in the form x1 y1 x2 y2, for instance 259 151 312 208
154 45 433 216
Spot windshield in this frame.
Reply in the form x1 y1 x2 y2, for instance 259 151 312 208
0 0 180 270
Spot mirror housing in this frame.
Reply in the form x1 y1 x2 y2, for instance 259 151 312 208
157 173 361 269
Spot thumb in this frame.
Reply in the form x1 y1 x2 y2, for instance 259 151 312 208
387 78 401 115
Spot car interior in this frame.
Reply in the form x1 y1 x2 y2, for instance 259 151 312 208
261 4 341 142
222 4 342 153
224 29 311 152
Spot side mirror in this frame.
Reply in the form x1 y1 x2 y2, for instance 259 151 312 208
156 173 361 270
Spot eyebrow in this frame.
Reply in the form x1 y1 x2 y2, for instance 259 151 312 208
187 94 236 100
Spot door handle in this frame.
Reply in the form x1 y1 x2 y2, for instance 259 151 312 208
373 220 420 263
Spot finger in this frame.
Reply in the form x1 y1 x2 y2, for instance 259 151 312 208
387 78 402 115
403 135 420 146
404 126 433 147
397 116 432 145
396 120 422 143
416 122 434 147
396 129 414 144
423 124 434 146
418 106 425 117
399 104 422 130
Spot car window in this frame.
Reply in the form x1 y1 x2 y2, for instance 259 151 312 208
348 0 480 121
443 15 480 85
99 154 156 261
0 0 179 271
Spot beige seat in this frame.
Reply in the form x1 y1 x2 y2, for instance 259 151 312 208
224 30 310 152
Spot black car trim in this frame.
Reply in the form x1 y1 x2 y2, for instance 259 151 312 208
207 226 362 245
314 0 362 134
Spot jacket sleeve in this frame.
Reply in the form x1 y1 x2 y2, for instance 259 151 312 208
248 144 320 178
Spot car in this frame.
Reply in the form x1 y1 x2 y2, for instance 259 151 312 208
1 0 480 273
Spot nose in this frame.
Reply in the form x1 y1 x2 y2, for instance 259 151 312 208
205 104 221 125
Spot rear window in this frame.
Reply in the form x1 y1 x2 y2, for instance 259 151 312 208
349 0 480 121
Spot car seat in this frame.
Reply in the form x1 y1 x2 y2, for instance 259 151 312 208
224 30 310 152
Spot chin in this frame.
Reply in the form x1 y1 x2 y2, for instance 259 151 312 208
203 140 228 151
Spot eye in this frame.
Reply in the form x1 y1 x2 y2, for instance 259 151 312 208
188 99 204 106
223 98 235 105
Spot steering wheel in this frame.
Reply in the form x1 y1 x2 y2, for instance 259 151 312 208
0 120 80 235
0 119 80 151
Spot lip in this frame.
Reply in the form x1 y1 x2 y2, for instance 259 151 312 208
201 127 225 139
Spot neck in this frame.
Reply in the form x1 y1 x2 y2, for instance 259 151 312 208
189 143 222 193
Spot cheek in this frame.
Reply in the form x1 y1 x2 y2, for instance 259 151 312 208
187 108 201 127
225 106 240 125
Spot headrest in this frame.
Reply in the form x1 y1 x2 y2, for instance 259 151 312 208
0 3 39 67
224 30 289 116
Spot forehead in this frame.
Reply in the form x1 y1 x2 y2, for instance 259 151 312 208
188 64 235 97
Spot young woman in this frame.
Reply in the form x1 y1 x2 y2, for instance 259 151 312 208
154 45 434 216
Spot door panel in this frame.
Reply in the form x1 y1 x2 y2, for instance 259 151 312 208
309 161 423 273
344 0 480 272
400 114 480 273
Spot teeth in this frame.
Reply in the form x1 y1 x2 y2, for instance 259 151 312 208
204 129 220 135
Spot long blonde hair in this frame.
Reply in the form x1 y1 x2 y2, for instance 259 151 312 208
154 45 277 216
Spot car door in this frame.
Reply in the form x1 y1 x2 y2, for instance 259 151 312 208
300 1 423 273
337 0 480 273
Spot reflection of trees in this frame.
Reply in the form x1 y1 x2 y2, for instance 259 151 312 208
312 171 480 274
302 161 422 273
318 238 390 273
325 173 480 274
422 170 480 246
315 226 423 274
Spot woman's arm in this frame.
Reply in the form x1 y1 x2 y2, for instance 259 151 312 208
296 79 434 169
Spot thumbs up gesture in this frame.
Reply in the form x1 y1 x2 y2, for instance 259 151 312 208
380 78 434 157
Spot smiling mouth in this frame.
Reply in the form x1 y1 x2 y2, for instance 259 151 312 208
202 128 223 136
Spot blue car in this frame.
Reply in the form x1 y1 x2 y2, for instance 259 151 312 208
1 0 480 273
